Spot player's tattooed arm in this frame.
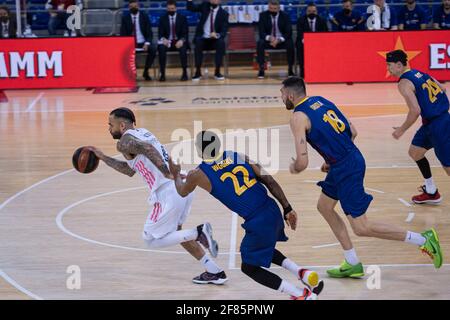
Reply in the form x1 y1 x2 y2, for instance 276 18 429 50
289 112 309 173
87 147 135 177
117 135 172 179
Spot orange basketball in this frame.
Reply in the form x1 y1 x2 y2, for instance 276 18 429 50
72 147 99 174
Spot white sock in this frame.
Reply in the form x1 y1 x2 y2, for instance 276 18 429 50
425 177 437 194
278 280 303 298
344 248 360 265
405 231 426 246
200 254 223 274
145 229 197 248
281 258 301 278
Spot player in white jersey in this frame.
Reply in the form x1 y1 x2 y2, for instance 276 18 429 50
88 107 228 285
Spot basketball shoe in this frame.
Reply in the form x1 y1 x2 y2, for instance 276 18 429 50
327 260 365 278
192 271 228 285
412 186 441 204
196 223 219 258
420 228 443 269
291 288 317 300
298 269 324 295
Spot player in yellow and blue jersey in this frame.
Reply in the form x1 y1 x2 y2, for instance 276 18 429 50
386 49 449 204
282 76 443 278
169 130 324 300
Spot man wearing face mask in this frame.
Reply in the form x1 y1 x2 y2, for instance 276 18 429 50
433 0 450 29
296 3 328 78
398 0 428 30
158 0 189 82
331 0 364 31
121 0 157 81
0 6 17 39
187 0 229 81
257 0 295 79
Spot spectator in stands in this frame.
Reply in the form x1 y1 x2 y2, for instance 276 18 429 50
46 0 82 37
0 6 17 39
257 0 295 79
158 0 189 82
187 0 229 81
433 0 450 29
366 0 398 30
296 3 328 78
331 0 364 31
398 0 428 30
121 0 156 81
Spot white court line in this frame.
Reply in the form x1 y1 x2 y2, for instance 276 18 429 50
228 212 239 269
25 92 44 112
312 243 340 249
0 113 441 299
398 198 413 207
56 186 235 255
228 263 450 270
303 180 319 183
366 188 385 194
405 212 416 223
0 270 43 300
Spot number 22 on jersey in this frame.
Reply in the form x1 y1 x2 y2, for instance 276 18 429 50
220 166 257 196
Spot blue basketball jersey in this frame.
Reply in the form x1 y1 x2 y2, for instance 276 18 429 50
399 69 449 121
294 96 357 165
198 151 271 220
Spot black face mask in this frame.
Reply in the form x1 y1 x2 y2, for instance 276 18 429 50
0 17 8 23
307 13 316 19
210 4 218 9
343 8 351 15
168 11 176 16
270 11 278 17
130 7 139 15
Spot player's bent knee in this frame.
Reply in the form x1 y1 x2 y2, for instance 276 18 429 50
353 226 371 237
408 146 426 161
241 263 258 276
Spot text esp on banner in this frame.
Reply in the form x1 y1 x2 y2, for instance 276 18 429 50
304 30 450 83
0 37 136 89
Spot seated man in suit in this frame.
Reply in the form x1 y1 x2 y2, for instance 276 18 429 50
158 0 189 82
0 6 17 39
296 3 328 78
257 0 295 79
121 0 156 81
187 0 229 81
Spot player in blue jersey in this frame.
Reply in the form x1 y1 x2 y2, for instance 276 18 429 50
386 50 449 204
282 76 443 278
168 130 324 300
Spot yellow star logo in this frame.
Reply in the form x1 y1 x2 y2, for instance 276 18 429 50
377 36 421 78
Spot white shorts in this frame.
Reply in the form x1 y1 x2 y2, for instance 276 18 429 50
142 182 194 240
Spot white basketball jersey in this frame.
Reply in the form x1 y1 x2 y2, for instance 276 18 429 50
123 128 171 201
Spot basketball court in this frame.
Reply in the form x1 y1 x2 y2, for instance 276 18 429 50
0 77 449 300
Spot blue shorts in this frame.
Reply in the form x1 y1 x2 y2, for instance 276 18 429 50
411 113 450 167
240 198 288 268
317 149 373 218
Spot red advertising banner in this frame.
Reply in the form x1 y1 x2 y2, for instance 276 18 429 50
304 30 450 83
0 37 136 89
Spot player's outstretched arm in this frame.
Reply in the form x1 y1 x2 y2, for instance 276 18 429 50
393 79 421 140
168 158 200 197
289 112 309 174
87 147 135 177
117 134 172 179
244 155 297 230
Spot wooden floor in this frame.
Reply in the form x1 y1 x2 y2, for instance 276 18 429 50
0 76 449 300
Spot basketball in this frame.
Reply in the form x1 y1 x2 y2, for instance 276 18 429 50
72 147 99 174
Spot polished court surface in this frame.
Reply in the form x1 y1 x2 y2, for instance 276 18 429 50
0 78 449 299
